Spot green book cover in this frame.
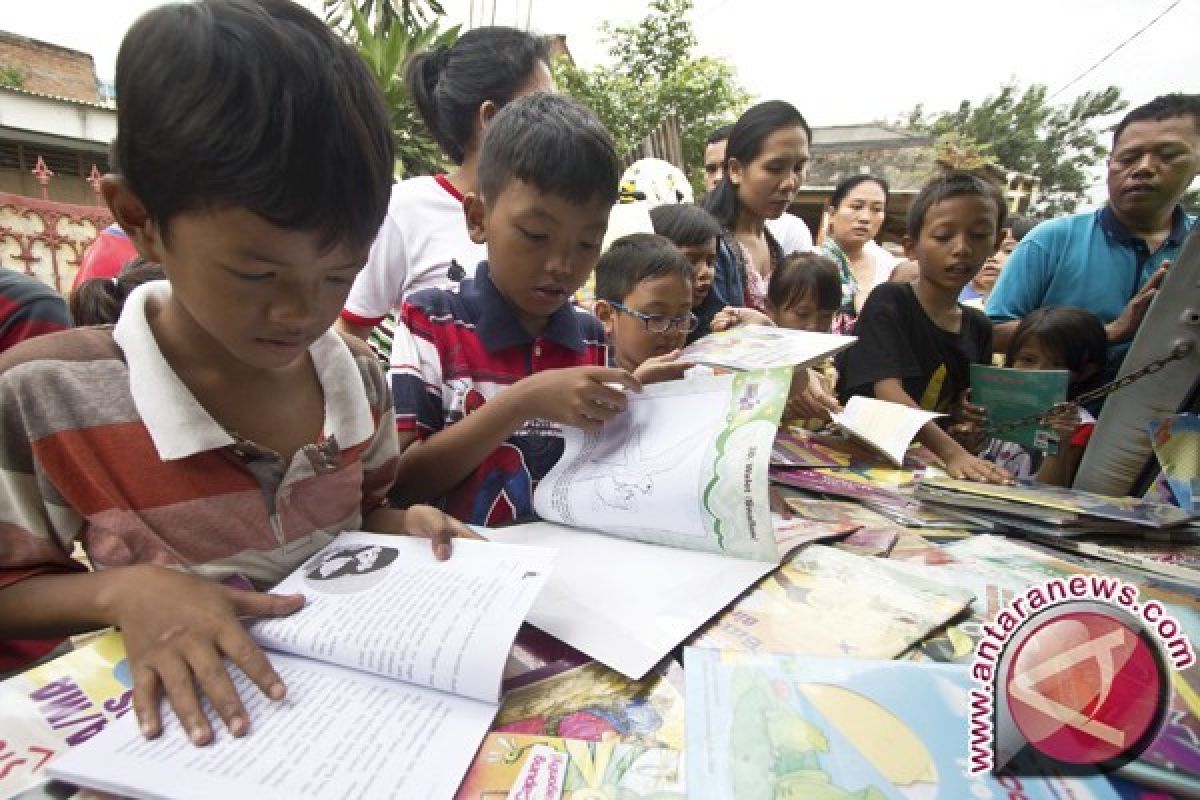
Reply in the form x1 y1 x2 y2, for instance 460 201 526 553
970 364 1068 449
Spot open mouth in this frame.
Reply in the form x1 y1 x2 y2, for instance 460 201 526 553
533 287 568 303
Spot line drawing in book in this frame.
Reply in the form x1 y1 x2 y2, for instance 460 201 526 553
302 544 399 594
572 421 698 513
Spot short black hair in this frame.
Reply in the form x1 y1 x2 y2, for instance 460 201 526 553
594 233 693 303
703 101 811 229
706 124 734 147
478 92 620 206
406 26 549 165
766 252 842 314
1006 307 1108 398
1112 93 1200 148
830 174 890 209
906 171 1008 239
69 257 166 327
1007 214 1039 242
649 203 722 248
112 0 393 252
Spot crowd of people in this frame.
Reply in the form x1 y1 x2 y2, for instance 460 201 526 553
0 0 1196 750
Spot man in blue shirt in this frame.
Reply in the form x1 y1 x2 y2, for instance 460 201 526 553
987 94 1199 375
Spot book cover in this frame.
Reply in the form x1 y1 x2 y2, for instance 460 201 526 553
971 364 1068 449
680 324 854 371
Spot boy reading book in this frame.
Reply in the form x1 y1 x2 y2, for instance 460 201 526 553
0 0 470 747
388 93 641 525
837 172 1013 484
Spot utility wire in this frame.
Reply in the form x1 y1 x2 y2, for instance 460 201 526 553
1048 0 1182 100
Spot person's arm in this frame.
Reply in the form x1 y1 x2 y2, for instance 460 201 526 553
0 568 304 745
874 378 1012 484
389 366 642 506
0 291 71 350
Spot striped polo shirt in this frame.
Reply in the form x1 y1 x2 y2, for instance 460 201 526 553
0 267 71 354
0 281 399 594
389 261 607 527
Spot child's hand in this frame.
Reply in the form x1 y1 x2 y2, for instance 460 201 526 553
784 369 840 421
711 307 773 331
1042 403 1082 439
632 350 694 385
512 366 642 432
943 449 1014 485
108 566 304 746
949 389 988 453
401 504 484 560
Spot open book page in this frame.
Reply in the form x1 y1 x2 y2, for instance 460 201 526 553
478 522 775 680
252 534 553 703
533 370 789 562
831 395 944 467
48 652 497 800
680 324 855 370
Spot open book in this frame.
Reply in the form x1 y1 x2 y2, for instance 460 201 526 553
831 395 944 467
680 324 854 370
48 534 553 800
481 370 849 679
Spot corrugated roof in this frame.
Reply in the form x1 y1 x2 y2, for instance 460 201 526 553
0 83 114 111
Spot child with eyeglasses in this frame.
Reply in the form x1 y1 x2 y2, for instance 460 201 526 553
593 233 698 383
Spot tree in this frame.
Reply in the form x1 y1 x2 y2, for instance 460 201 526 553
1183 187 1200 214
0 65 24 89
905 82 1128 216
553 0 749 193
326 0 458 178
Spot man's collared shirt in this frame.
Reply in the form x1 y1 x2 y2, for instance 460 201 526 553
390 262 607 527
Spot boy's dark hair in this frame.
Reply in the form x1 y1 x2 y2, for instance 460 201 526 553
406 27 549 165
649 203 722 248
906 171 1008 239
594 233 693 303
112 0 393 251
1112 93 1200 148
478 92 619 206
706 124 734 146
766 252 842 314
1007 214 1039 242
69 257 166 327
829 174 890 210
1006 307 1108 397
703 101 811 229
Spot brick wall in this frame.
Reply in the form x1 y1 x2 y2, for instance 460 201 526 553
0 32 99 103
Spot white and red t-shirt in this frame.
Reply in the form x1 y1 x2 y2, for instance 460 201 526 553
340 174 488 328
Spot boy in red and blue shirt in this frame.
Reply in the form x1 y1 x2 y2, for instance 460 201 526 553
389 93 641 525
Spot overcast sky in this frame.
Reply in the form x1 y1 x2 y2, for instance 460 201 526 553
7 0 1197 127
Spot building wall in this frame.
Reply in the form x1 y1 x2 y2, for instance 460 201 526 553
808 144 938 192
0 33 99 103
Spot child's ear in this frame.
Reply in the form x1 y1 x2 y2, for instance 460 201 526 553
726 157 743 186
593 299 617 336
463 192 487 245
101 175 165 263
478 100 499 130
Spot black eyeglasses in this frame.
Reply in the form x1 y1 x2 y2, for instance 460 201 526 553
609 302 698 334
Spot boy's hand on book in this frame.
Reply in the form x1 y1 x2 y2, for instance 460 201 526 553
943 449 1014 485
949 390 988 452
513 366 642 432
711 307 773 331
632 350 693 384
107 566 304 747
403 504 484 560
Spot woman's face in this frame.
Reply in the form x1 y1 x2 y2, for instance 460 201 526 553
828 181 887 251
728 125 810 222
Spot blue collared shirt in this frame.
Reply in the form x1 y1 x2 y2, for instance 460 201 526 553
986 205 1194 374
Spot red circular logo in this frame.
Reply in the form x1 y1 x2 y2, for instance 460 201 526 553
1004 610 1164 766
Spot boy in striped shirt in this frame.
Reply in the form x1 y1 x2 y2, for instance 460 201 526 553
0 0 469 746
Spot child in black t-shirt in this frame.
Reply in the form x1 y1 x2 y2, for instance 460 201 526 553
838 172 1013 484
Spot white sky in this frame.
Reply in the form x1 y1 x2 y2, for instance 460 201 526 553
5 0 1198 200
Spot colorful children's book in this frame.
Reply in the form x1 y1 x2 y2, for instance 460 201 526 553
773 468 977 529
47 534 552 800
772 427 939 469
1025 534 1200 586
1150 413 1200 513
919 476 1195 529
679 324 854 370
970 364 1068 449
690 545 971 659
684 650 1121 800
831 395 945 467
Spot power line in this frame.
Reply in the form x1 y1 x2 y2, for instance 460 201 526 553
1048 0 1182 100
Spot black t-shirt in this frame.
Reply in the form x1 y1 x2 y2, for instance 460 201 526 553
837 281 993 413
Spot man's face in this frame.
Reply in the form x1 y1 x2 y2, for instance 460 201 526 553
703 139 726 193
1107 115 1200 223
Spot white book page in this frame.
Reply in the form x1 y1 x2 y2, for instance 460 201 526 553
479 522 774 680
48 653 495 800
680 325 854 370
251 534 552 703
831 395 944 466
533 372 785 562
